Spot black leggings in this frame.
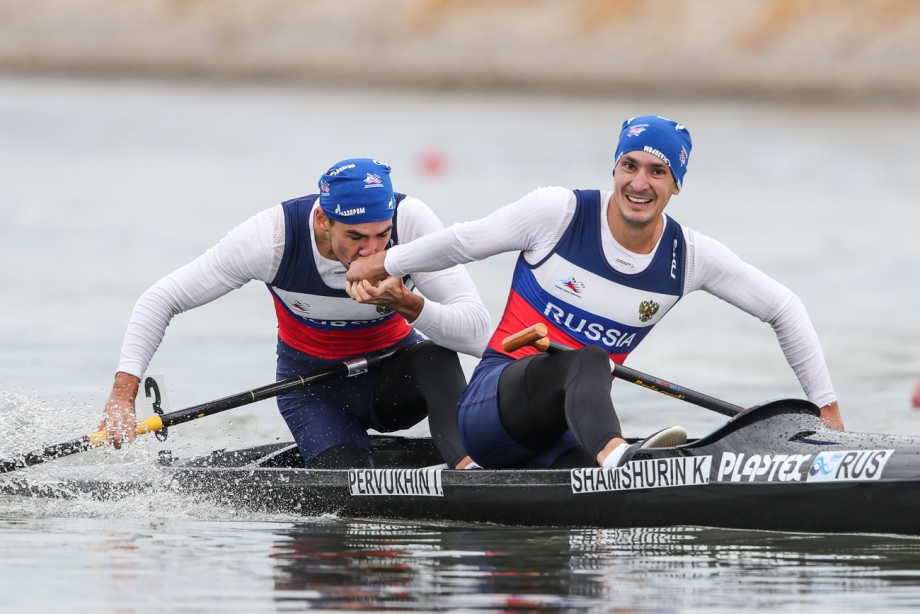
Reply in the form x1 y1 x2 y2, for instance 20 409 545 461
312 341 468 469
497 344 620 467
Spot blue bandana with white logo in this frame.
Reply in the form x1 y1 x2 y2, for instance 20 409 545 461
614 116 692 189
318 158 395 224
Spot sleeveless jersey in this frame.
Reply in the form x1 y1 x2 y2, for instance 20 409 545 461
486 189 686 364
268 193 414 360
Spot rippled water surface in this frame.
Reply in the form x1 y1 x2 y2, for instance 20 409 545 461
6 512 920 612
2 75 920 611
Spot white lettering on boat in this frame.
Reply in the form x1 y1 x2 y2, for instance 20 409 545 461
717 452 812 482
716 450 894 483
806 449 894 482
570 456 711 494
348 468 443 497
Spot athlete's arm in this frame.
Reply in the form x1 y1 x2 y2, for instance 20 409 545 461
101 207 280 446
387 197 492 357
346 187 576 284
684 229 842 429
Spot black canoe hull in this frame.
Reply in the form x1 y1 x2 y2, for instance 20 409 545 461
7 398 920 535
170 464 920 534
162 399 920 534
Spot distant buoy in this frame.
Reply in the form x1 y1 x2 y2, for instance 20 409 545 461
418 150 448 176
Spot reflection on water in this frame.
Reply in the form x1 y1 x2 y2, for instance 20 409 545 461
5 496 920 611
269 521 920 611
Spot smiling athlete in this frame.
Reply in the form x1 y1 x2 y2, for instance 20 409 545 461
347 116 843 469
101 158 489 469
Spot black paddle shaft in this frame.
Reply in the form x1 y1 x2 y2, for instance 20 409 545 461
0 354 383 474
160 354 382 428
544 340 743 418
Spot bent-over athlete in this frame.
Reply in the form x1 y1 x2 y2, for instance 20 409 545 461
101 158 490 469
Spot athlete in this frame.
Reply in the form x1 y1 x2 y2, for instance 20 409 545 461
347 116 844 469
100 158 490 469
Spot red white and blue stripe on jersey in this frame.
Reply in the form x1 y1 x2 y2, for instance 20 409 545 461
487 189 686 364
267 193 414 360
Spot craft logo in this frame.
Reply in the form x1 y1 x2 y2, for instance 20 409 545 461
349 468 444 497
627 124 649 137
717 450 894 483
327 163 356 176
638 300 660 323
556 276 585 297
364 173 384 187
679 146 689 167
335 203 366 217
376 305 393 315
806 449 894 482
320 181 330 195
571 456 712 494
292 300 310 313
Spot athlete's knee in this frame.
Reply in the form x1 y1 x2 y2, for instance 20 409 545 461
407 343 466 393
406 342 463 373
576 344 610 365
310 444 374 469
572 345 612 379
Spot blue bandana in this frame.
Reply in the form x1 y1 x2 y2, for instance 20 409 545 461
614 116 692 189
318 158 395 224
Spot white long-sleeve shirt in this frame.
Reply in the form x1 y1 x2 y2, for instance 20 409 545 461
117 197 491 378
384 187 836 407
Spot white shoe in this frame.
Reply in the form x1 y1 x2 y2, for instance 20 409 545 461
640 425 688 449
612 426 688 468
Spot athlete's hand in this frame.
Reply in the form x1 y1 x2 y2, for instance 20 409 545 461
99 372 140 449
347 276 424 323
346 252 388 286
819 401 844 431
913 379 920 409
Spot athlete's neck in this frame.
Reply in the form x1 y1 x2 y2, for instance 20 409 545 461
605 195 664 254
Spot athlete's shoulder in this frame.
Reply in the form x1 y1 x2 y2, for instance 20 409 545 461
522 186 575 205
505 187 577 221
394 194 436 217
393 195 446 242
679 224 754 290
280 194 319 209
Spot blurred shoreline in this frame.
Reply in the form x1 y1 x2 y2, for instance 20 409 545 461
2 0 919 105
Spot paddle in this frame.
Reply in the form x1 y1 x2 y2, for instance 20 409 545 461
502 323 744 418
0 354 386 474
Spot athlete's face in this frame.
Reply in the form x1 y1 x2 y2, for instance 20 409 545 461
315 209 392 267
611 150 680 229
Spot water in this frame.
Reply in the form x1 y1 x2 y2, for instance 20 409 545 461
2 74 920 611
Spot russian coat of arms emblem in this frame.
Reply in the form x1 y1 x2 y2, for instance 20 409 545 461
638 300 660 323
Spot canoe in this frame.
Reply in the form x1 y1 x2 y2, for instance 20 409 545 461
5 398 920 535
161 399 920 534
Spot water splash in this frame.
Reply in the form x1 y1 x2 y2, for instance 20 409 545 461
0 388 308 522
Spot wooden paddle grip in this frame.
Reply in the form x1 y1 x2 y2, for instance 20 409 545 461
502 323 551 353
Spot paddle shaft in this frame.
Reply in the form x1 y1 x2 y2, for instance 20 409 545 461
503 323 743 418
0 354 383 474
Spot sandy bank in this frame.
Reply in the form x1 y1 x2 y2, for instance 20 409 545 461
1 0 919 102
